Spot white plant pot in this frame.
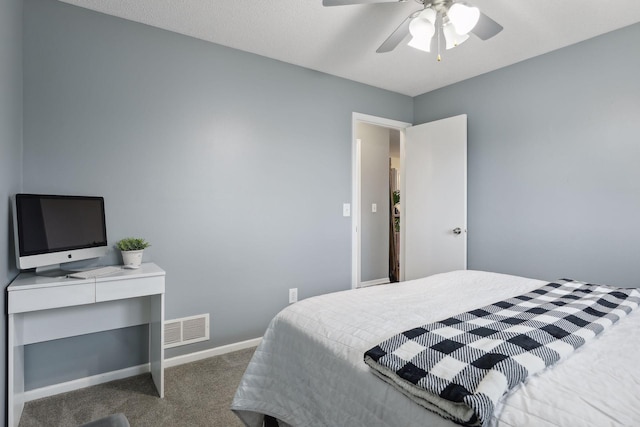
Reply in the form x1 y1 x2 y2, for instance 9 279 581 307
121 250 144 269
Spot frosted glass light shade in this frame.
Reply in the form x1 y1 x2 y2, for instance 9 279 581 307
448 3 480 35
409 15 435 39
408 9 435 52
443 23 469 49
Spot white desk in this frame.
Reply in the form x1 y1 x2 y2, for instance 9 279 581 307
7 263 165 427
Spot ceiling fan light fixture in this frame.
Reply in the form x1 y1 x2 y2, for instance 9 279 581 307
443 23 469 49
447 3 480 35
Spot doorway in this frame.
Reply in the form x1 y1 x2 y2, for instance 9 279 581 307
352 113 410 289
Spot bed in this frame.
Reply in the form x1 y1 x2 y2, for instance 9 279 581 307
231 270 640 426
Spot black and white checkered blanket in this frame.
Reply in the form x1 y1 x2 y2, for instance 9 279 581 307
364 279 640 426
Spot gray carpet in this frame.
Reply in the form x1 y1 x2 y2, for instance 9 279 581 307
19 347 255 427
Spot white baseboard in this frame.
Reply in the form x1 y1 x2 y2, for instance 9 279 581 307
360 277 390 288
164 337 261 368
24 337 262 402
25 364 150 402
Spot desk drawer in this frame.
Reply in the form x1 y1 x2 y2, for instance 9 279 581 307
96 275 164 302
9 283 95 313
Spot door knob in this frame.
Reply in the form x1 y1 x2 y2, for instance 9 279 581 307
453 227 462 235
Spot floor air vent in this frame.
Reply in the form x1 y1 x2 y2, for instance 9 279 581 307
164 314 209 348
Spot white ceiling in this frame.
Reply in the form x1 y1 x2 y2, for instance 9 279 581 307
60 0 640 97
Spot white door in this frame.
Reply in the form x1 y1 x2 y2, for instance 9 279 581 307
401 114 467 281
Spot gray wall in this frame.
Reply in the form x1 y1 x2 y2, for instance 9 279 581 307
0 0 23 422
357 123 390 282
22 0 413 389
16 0 640 399
414 23 640 288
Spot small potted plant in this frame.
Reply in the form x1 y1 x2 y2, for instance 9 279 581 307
116 237 151 269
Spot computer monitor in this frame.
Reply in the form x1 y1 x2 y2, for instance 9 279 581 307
13 193 108 275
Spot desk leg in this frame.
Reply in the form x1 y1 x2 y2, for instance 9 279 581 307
149 293 165 398
8 313 25 427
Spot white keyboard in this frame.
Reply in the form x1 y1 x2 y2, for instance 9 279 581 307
68 266 122 279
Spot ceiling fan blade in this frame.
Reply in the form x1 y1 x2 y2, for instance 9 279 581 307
470 12 503 40
376 13 415 53
323 0 398 6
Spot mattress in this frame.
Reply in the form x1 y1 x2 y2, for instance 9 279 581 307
232 270 640 426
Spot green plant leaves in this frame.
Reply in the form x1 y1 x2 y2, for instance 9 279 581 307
116 237 151 251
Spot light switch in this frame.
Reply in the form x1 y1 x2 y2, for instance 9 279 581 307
343 203 351 217
372 203 377 213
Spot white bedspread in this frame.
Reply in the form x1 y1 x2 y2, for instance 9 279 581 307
232 270 640 426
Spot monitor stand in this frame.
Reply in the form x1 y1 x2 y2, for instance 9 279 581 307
35 264 72 278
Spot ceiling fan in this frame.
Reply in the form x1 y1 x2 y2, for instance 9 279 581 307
323 0 503 60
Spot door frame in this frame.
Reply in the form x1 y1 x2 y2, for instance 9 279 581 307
351 112 411 289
